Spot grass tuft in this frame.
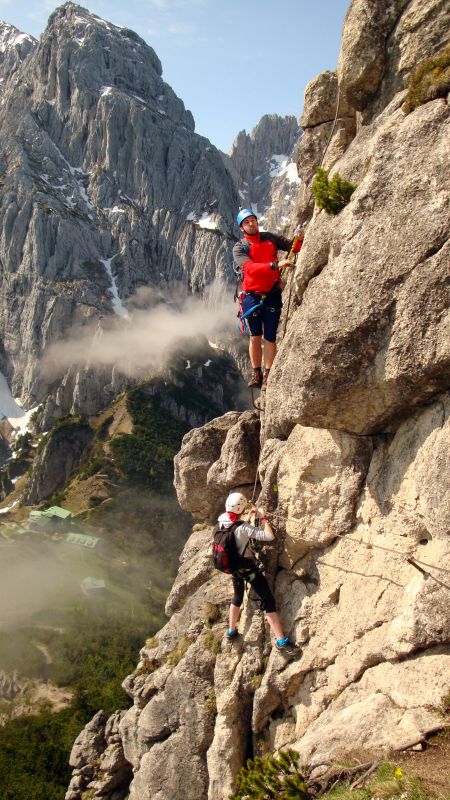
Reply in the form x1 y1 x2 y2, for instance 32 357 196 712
403 46 450 113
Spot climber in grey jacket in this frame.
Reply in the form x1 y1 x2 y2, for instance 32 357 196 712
219 492 293 651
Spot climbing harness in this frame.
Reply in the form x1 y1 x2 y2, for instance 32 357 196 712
236 292 266 335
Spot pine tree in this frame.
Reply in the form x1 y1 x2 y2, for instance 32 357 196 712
230 749 311 800
311 167 356 214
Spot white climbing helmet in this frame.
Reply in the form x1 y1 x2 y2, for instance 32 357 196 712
225 492 247 514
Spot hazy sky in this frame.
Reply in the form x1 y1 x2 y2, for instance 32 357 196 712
1 0 350 151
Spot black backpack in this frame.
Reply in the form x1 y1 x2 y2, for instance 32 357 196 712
212 521 242 574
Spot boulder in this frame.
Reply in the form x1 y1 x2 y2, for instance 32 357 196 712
300 71 354 128
206 410 260 489
174 412 241 522
337 0 408 111
174 410 261 523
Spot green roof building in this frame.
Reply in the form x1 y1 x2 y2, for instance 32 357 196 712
29 506 72 529
42 506 72 519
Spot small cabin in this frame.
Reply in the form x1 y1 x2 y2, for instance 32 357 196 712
29 506 72 531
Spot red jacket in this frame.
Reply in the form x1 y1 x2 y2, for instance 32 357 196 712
233 231 294 293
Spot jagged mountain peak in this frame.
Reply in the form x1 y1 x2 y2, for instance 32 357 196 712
48 3 151 51
17 2 194 131
0 21 36 82
228 113 301 232
44 2 162 79
0 20 36 51
229 113 299 162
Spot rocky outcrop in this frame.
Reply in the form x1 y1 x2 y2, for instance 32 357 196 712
174 410 260 522
273 426 373 563
337 0 450 118
64 0 449 797
0 670 27 701
66 710 132 800
24 418 94 504
267 94 449 438
69 395 449 799
0 22 36 83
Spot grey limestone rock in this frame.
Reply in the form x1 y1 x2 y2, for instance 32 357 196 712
174 409 262 523
338 0 450 118
298 70 357 187
266 94 450 438
0 22 36 83
66 710 131 800
173 411 241 522
69 396 450 798
62 0 450 797
0 670 27 701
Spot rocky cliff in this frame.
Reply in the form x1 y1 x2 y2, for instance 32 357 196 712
63 0 449 797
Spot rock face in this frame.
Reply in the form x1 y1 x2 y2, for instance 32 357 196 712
0 670 26 701
174 409 261 522
62 0 449 797
24 418 94 504
66 710 132 800
0 22 36 83
267 94 449 438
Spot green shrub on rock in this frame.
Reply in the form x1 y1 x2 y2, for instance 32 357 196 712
230 749 310 800
403 45 450 114
311 167 356 215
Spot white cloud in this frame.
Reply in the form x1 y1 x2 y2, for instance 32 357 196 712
41 280 234 380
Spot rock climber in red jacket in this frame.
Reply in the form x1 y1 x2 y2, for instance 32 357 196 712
233 209 303 388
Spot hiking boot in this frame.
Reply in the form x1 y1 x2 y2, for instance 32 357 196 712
248 368 263 389
262 368 270 389
275 637 298 655
226 628 239 640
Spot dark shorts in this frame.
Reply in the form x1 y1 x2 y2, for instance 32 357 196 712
231 565 276 614
242 290 282 343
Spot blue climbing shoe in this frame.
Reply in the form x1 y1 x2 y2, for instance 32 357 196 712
275 637 298 654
